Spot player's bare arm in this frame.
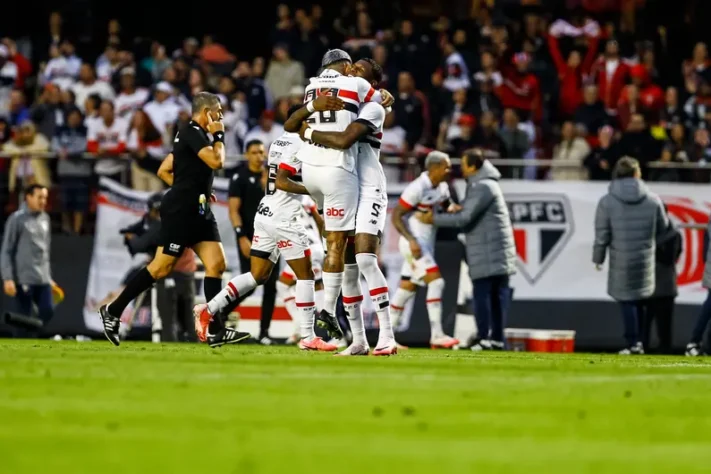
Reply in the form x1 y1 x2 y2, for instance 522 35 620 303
392 203 422 258
275 168 309 195
283 95 345 133
310 208 325 238
300 121 370 149
229 196 251 257
157 153 174 186
197 115 226 170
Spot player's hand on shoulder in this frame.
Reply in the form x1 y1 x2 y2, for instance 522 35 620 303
313 94 345 112
206 113 225 135
380 89 395 108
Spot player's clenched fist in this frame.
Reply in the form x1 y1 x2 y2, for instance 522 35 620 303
313 95 345 112
380 89 395 108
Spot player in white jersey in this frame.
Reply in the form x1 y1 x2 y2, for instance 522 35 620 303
194 102 342 352
391 151 461 349
278 196 326 344
283 49 393 343
294 59 397 356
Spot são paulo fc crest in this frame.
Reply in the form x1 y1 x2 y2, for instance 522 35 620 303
506 194 574 284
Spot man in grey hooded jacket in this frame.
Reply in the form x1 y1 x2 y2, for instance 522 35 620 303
592 157 668 354
421 150 516 350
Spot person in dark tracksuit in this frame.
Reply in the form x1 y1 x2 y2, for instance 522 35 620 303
686 219 711 356
1 185 54 336
644 206 682 354
422 150 516 351
593 157 668 355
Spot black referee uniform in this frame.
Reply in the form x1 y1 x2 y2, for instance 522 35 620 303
229 163 278 340
160 120 221 255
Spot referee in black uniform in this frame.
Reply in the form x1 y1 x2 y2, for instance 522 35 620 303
99 92 249 347
229 140 279 345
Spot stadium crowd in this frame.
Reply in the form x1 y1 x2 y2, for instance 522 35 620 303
0 0 709 234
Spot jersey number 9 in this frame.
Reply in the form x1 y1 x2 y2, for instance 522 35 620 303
304 88 339 124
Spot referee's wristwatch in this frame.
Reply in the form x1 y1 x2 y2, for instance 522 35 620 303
234 226 244 240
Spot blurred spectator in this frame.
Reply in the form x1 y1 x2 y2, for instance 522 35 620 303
172 37 200 64
8 90 30 128
380 111 406 157
654 123 689 182
4 121 51 195
42 40 81 91
72 63 115 112
394 71 429 149
441 40 470 92
585 125 620 181
683 42 710 95
233 61 271 126
391 20 432 88
96 45 121 83
143 82 180 138
127 110 164 192
293 15 326 77
575 85 610 143
448 114 477 156
199 35 236 66
31 84 64 139
372 45 396 91
83 93 102 128
499 108 531 179
551 121 590 181
618 113 660 175
146 43 173 83
272 4 296 46
37 11 65 60
439 88 475 151
52 108 89 234
617 84 642 132
687 128 711 183
87 100 128 179
472 51 503 118
547 25 599 120
626 64 663 118
500 53 542 124
660 86 684 136
683 69 711 131
243 110 283 152
188 68 207 98
114 68 149 121
472 111 507 159
0 45 18 119
2 39 31 88
591 39 629 116
265 44 305 101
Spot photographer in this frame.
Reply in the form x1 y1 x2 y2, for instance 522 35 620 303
120 193 197 342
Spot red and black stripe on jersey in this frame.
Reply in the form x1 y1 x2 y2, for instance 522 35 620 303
354 118 382 149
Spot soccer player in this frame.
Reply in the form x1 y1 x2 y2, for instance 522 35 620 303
279 196 326 344
98 92 247 347
283 49 391 343
390 151 460 349
194 101 343 351
294 58 396 356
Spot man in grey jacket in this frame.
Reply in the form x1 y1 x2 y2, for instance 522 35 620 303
422 150 516 350
1 184 55 334
592 157 668 354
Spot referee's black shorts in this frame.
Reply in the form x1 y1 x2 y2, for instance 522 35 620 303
159 208 221 257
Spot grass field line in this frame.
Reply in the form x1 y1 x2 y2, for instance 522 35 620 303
1 368 709 384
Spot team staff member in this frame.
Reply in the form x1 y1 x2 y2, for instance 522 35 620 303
229 139 278 345
421 151 516 351
1 185 59 337
593 157 668 355
100 92 249 348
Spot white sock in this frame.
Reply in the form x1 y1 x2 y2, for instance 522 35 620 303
277 281 299 333
322 271 343 315
390 287 415 330
314 288 325 312
427 278 445 338
207 272 257 315
356 253 393 341
295 279 316 340
342 263 366 346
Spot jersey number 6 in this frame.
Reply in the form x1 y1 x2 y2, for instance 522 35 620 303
304 88 340 124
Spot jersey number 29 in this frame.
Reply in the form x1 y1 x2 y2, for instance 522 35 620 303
304 88 340 124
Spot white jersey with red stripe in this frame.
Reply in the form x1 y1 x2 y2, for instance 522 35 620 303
398 172 451 246
296 69 381 172
355 102 386 190
258 132 304 220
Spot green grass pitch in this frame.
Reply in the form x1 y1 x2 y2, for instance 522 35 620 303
1 340 711 473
